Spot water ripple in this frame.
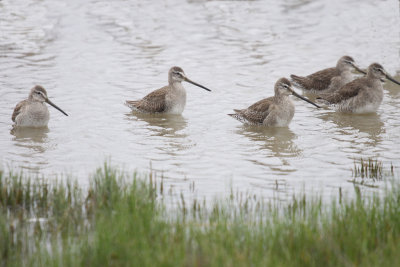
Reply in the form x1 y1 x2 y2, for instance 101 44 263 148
0 0 399 200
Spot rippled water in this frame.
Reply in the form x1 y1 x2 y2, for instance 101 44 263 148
1 0 399 200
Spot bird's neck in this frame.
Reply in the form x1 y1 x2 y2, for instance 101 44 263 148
366 72 380 82
275 93 289 102
171 82 184 89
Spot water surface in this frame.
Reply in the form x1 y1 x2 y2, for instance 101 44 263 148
1 0 399 200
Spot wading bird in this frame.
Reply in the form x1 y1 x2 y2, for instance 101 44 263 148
317 63 400 113
229 78 320 127
12 85 68 127
291 56 365 94
125 66 211 114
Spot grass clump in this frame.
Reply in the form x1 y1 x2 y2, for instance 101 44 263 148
0 162 400 267
350 158 394 187
352 158 395 181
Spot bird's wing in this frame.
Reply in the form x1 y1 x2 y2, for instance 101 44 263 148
320 78 363 104
126 86 168 113
238 97 274 124
306 68 338 90
291 68 337 91
12 100 27 122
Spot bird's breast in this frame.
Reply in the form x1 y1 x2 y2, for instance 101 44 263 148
165 83 187 114
16 102 50 127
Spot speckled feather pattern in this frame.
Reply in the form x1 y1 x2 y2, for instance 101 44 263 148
125 83 187 114
229 96 295 127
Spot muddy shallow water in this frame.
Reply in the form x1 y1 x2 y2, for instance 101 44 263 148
0 0 399 201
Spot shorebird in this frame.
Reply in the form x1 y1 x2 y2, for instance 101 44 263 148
125 66 211 114
317 63 400 113
228 78 320 127
12 85 68 127
290 56 365 94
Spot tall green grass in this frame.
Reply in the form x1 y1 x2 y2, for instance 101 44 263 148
1 162 399 267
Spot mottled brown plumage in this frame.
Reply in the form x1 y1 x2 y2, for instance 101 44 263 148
291 56 364 93
291 67 338 91
126 86 169 113
232 98 276 125
319 80 362 104
12 100 29 122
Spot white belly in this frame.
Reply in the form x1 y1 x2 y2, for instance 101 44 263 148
352 102 381 114
167 101 186 114
274 116 293 127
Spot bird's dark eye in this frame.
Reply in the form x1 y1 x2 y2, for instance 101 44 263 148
36 91 40 94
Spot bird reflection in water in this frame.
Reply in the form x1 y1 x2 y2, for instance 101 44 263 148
10 126 49 152
125 113 187 137
125 113 192 154
318 112 384 146
236 126 301 159
9 126 50 172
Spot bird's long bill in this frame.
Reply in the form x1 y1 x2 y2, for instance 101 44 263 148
46 99 69 116
291 90 321 108
385 74 400 86
352 64 367 75
184 77 212 92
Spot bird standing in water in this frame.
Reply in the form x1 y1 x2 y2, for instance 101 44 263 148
125 66 211 114
290 56 365 94
12 85 68 127
317 63 400 113
229 78 320 127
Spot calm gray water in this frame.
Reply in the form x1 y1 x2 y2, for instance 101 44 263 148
1 0 399 200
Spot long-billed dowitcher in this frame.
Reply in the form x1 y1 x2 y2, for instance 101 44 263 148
228 78 320 127
125 66 211 114
317 63 400 113
12 85 68 127
290 56 365 93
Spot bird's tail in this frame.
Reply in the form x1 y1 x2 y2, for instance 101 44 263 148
228 110 247 123
290 74 307 90
125 100 139 109
315 97 330 107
